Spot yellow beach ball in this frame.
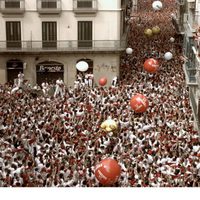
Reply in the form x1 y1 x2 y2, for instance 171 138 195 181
144 28 153 37
152 26 161 35
100 117 118 132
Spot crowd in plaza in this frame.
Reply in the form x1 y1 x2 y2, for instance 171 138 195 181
0 0 200 187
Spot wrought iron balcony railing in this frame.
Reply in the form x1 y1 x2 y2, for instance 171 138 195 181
73 0 97 15
171 12 186 34
189 89 200 133
0 0 25 14
187 0 195 10
186 67 197 83
37 0 61 14
184 59 198 84
0 40 126 52
190 88 197 116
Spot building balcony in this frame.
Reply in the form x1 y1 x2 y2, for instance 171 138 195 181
190 88 197 116
187 0 195 10
189 88 198 127
172 16 184 34
176 0 185 5
0 0 25 15
189 87 200 133
73 0 97 16
0 40 126 53
183 59 198 86
185 67 197 84
37 0 61 15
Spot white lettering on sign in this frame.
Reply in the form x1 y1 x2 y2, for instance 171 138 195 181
39 65 45 71
39 65 63 72
97 170 107 180
95 163 103 170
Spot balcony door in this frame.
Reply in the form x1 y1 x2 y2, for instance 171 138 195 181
78 21 92 48
77 0 92 8
42 22 57 48
5 1 20 8
6 21 21 48
41 0 57 8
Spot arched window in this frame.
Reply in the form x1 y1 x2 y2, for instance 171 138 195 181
7 59 23 84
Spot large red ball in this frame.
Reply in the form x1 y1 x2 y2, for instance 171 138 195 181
143 58 159 73
95 158 121 186
99 77 107 86
130 93 149 113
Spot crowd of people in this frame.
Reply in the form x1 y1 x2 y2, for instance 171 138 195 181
0 0 200 187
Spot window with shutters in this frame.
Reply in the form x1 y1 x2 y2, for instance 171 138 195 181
77 0 92 8
78 21 92 48
42 22 57 48
41 1 57 8
5 0 20 8
6 21 21 48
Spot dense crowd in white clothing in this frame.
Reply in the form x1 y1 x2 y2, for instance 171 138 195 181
0 0 200 187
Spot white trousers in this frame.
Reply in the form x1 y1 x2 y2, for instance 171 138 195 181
54 86 64 98
11 87 19 94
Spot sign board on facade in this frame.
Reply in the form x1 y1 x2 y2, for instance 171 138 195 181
36 61 64 72
7 59 23 69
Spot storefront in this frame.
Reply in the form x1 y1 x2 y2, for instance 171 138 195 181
36 61 64 85
7 59 24 84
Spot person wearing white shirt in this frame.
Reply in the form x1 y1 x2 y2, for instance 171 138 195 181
17 72 24 88
142 124 152 131
10 73 23 94
11 82 19 94
147 154 153 164
74 80 80 89
11 72 24 94
54 78 65 98
41 82 49 96
76 109 84 117
112 76 118 87
88 74 93 87
193 145 200 153
196 162 200 176
103 137 110 147
84 75 89 87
